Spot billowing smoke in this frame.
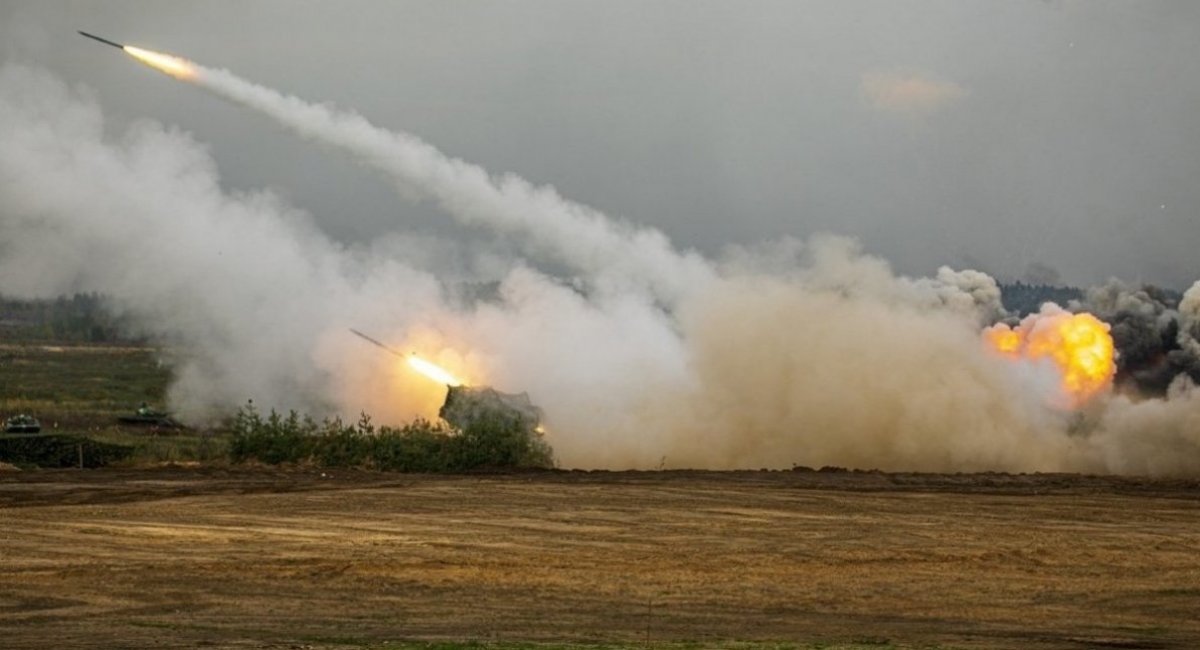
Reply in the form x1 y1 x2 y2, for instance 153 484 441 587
910 266 1008 325
0 64 451 421
2 62 1199 475
1178 281 1200 363
1072 279 1200 394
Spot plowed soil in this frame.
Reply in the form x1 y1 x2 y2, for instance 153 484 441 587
2 467 1198 649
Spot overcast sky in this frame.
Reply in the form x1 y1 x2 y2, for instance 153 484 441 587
3 1 1198 289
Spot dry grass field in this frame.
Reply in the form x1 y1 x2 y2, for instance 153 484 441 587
2 468 1198 649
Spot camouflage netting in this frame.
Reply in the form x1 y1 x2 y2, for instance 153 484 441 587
439 386 544 433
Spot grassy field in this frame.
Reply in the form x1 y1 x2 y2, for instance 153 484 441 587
0 343 168 428
0 343 227 464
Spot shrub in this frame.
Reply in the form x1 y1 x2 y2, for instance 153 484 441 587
450 405 553 469
228 407 315 464
228 402 554 471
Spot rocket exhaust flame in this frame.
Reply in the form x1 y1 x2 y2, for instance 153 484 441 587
123 46 197 80
984 306 1116 408
77 31 197 80
348 329 465 387
406 356 464 388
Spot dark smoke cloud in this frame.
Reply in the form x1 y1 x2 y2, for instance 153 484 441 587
1072 280 1199 396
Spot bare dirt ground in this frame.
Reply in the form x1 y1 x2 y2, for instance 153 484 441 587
2 468 1198 649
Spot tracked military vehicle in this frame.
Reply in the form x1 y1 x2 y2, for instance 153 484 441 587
117 403 182 429
438 385 543 433
4 414 41 434
349 328 545 432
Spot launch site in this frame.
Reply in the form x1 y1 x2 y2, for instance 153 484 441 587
2 2 1199 649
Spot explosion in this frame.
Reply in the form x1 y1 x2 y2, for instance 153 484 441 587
984 305 1116 408
983 326 1021 357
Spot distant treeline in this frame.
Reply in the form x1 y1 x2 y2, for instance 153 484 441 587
998 282 1083 317
0 293 135 343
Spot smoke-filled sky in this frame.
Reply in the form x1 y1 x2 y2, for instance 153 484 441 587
3 0 1198 288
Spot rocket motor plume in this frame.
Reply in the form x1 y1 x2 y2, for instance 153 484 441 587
984 305 1117 408
407 355 465 387
78 33 197 81
349 329 465 387
123 46 196 80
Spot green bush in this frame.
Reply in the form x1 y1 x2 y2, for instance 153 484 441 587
228 408 314 464
228 403 554 471
451 405 553 469
371 421 459 472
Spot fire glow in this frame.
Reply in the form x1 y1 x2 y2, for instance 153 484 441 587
984 306 1116 408
407 354 465 387
124 46 196 80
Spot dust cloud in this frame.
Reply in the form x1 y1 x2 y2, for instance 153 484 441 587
2 63 1198 475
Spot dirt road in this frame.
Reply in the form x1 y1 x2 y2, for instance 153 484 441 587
2 468 1198 649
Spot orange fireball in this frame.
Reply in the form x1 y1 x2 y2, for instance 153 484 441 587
984 305 1116 408
983 326 1021 357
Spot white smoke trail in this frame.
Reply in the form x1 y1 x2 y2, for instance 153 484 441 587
188 65 716 305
